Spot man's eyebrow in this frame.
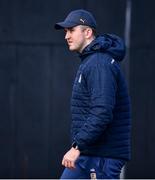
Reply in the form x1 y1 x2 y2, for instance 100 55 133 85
64 27 75 31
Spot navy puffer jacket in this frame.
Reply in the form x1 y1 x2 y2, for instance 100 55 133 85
71 34 131 161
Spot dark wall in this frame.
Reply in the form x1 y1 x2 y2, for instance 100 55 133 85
125 1 155 178
0 0 155 178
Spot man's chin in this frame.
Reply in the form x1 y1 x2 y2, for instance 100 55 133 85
69 47 77 52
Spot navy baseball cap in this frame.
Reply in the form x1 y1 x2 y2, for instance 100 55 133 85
54 9 97 30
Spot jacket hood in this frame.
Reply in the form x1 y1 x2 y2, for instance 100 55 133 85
80 34 126 62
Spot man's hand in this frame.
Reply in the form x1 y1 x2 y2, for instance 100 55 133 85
62 147 80 169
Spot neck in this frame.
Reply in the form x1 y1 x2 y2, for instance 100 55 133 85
79 36 95 53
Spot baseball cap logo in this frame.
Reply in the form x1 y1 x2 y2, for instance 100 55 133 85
80 18 85 24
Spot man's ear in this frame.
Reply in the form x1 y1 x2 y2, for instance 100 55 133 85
85 28 93 38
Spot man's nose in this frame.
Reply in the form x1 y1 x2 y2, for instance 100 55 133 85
65 31 70 40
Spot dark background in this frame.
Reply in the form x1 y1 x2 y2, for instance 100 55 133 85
0 0 155 178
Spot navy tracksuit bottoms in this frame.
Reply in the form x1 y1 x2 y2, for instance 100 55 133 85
60 155 126 179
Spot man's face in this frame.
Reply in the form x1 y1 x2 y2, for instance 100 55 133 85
64 25 87 53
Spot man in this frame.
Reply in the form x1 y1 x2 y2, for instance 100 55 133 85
55 9 131 179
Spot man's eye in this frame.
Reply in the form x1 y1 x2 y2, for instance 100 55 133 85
70 28 74 32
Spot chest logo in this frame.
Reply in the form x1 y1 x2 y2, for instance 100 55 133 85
111 58 115 64
78 74 82 83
